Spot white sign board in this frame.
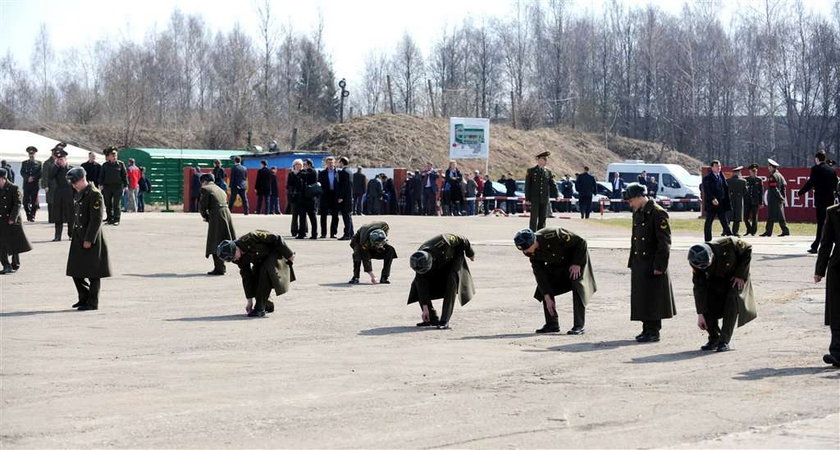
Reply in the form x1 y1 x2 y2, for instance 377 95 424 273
449 117 489 159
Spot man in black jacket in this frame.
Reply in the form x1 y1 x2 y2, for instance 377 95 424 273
20 146 41 222
353 167 367 215
98 147 128 225
255 160 272 215
318 156 340 238
228 156 249 215
576 167 597 219
799 151 839 254
336 157 354 240
702 160 733 241
80 152 101 188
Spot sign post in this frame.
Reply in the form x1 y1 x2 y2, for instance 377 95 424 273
449 117 490 173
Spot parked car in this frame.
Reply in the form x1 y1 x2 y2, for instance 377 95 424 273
605 160 701 211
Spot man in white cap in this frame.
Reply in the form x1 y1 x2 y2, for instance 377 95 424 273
760 159 790 237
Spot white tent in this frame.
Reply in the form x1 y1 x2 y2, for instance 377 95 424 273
0 129 91 188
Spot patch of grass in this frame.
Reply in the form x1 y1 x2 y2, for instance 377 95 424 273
599 218 817 236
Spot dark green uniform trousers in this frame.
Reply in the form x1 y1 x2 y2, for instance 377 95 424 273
542 292 585 329
530 202 548 231
101 184 122 223
704 296 739 344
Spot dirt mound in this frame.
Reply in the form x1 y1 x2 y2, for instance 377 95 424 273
300 114 702 178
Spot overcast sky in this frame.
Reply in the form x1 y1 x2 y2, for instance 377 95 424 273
1 0 835 83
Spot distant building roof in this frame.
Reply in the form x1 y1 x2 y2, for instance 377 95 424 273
123 148 250 159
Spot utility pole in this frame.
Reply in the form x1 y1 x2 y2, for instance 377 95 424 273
427 79 436 118
387 75 395 114
338 78 350 123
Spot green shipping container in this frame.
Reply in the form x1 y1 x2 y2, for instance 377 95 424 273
119 148 249 206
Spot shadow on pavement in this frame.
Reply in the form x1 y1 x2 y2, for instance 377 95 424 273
550 339 639 353
461 333 537 340
318 283 355 288
733 366 836 380
628 349 713 364
124 273 209 278
167 314 252 322
0 309 76 318
358 326 435 336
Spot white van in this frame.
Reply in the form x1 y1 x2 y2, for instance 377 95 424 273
605 160 702 211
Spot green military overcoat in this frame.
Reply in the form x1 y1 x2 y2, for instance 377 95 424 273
66 184 111 279
524 165 559 206
766 171 787 222
815 205 840 327
529 227 596 304
629 199 676 321
0 183 32 255
199 184 236 258
726 176 747 221
745 176 764 207
692 237 757 327
408 234 475 306
235 231 296 297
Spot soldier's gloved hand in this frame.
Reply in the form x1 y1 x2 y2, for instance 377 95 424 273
697 314 707 331
569 265 581 280
731 277 745 290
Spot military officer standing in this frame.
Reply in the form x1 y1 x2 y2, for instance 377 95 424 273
407 234 475 329
99 147 128 226
688 238 757 352
20 146 42 222
41 144 62 223
348 221 397 285
51 149 74 241
726 166 746 236
524 151 559 231
814 197 840 368
199 173 236 276
514 227 596 335
0 168 32 274
760 159 790 237
744 164 764 236
216 230 296 318
624 184 676 342
66 167 111 310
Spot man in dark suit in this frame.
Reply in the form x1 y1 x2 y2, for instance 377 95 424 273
421 162 438 216
352 167 367 215
610 172 626 212
318 156 340 238
799 151 838 254
702 160 733 241
255 160 272 215
336 157 354 240
575 166 597 219
80 152 101 188
637 171 648 188
228 156 249 215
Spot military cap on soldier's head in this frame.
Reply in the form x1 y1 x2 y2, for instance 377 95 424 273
338 156 349 165
199 173 215 183
748 163 759 170
216 240 238 262
103 146 119 156
369 229 388 247
687 243 714 270
0 168 7 179
65 167 86 184
622 184 647 200
731 166 744 172
514 228 536 250
55 148 69 158
767 158 780 168
26 146 38 154
409 250 433 274
57 142 67 148
536 151 551 159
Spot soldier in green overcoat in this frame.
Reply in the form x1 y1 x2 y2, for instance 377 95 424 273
51 149 74 241
199 173 236 276
348 221 397 285
217 231 296 318
726 166 747 236
744 164 764 236
514 227 596 335
624 184 676 342
0 168 32 274
65 167 111 310
760 159 790 237
524 151 559 231
41 145 62 223
814 200 840 368
408 234 475 329
688 237 757 352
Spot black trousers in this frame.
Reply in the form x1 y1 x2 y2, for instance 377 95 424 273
228 187 249 214
423 187 436 215
416 265 458 326
23 183 39 220
353 194 364 214
542 291 586 329
579 194 593 219
353 248 395 279
529 202 548 231
101 184 122 223
813 202 830 251
642 320 662 334
320 209 339 237
289 203 298 236
256 194 270 214
295 204 316 237
704 208 732 241
189 196 200 213
744 204 759 235
73 277 101 308
339 207 353 238
830 326 840 359
0 250 20 269
505 199 516 215
731 218 741 236
211 255 226 273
